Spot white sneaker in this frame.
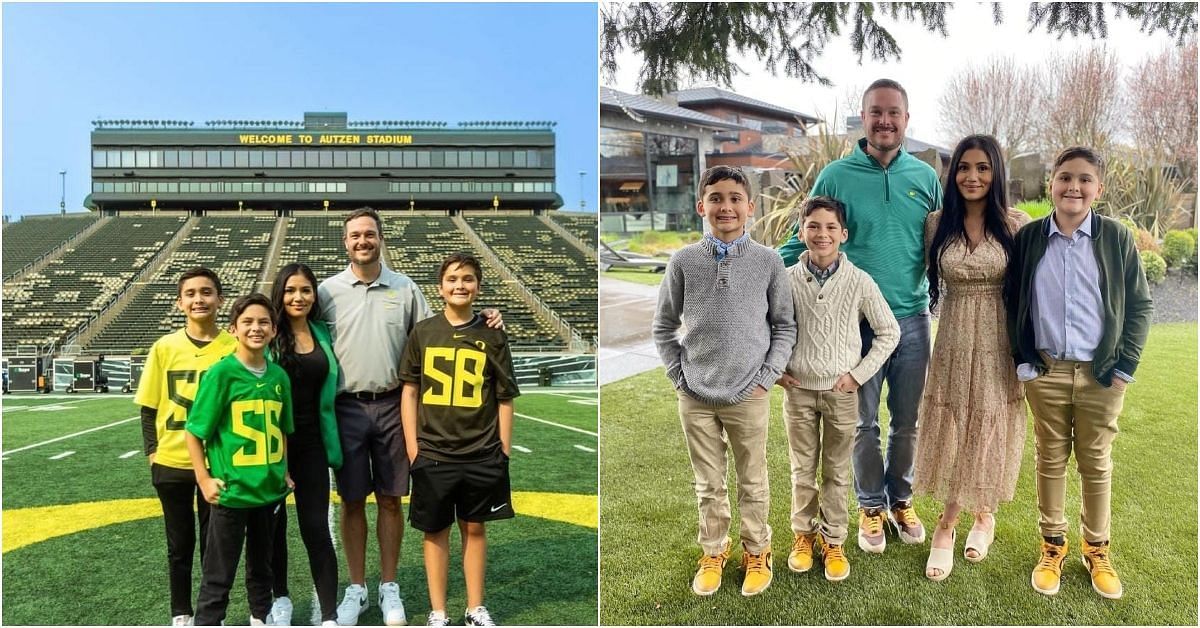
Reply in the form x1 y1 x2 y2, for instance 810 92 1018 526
267 596 293 626
426 611 450 627
464 606 496 626
249 618 267 627
321 622 338 627
170 615 192 627
378 582 407 626
336 584 369 626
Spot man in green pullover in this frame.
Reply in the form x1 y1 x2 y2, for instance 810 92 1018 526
778 79 942 554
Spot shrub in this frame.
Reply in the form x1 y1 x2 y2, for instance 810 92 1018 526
1161 230 1196 268
1016 199 1052 219
1140 250 1167 283
1134 228 1160 253
1119 217 1138 234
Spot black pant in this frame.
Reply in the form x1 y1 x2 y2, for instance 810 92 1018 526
152 463 211 618
194 502 280 626
272 429 339 621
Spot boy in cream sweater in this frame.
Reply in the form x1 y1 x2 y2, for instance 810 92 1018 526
779 196 899 581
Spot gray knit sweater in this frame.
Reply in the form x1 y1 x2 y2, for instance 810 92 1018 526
653 238 797 406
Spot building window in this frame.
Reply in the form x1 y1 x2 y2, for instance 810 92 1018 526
291 150 305 168
403 151 416 168
319 151 333 168
249 151 263 168
221 150 235 167
527 150 540 168
361 151 375 168
486 151 499 168
235 151 249 168
445 151 458 168
305 150 320 168
122 150 135 168
165 151 178 168
417 151 430 168
347 151 361 167
500 151 512 168
513 150 526 167
263 150 276 167
375 151 389 168
431 151 444 168
333 151 347 167
93 151 106 167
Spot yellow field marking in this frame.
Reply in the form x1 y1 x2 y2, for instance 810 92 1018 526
2 491 595 553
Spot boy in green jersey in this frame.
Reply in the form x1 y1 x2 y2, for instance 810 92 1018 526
186 293 295 626
400 253 519 627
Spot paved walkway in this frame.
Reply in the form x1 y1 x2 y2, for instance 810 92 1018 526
598 275 664 386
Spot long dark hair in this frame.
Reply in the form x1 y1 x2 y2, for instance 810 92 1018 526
928 134 1015 311
269 263 320 376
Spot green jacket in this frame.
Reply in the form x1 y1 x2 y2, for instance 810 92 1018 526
777 138 942 318
1005 212 1154 387
270 319 343 469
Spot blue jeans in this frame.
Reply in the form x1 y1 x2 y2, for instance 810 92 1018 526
853 312 931 510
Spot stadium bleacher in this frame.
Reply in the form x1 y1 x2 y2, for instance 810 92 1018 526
3 211 597 357
464 215 597 342
2 216 187 353
3 214 101 279
549 211 598 249
382 216 565 349
84 216 276 355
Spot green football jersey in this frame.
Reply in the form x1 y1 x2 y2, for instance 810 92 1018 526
187 354 294 508
399 313 521 462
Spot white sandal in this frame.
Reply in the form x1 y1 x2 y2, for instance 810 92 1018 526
964 515 995 563
925 518 956 582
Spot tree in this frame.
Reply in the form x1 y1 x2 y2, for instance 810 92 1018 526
1035 47 1125 156
602 2 1198 95
1127 39 1198 183
937 56 1043 159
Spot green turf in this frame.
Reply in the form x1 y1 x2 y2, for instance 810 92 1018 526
2 391 597 625
599 323 1198 625
602 267 666 286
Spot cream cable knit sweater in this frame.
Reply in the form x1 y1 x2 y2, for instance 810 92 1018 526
786 251 900 390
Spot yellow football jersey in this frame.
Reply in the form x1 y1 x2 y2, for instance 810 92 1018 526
134 328 238 469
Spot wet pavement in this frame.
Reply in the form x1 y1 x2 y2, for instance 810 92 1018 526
598 275 665 385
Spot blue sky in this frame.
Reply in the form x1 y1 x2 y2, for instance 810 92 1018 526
2 2 598 219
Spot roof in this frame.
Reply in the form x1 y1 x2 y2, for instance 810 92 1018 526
601 87 744 130
904 136 952 160
672 87 821 125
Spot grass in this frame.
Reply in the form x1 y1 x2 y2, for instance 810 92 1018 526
602 267 666 286
2 390 598 626
601 230 702 256
598 323 1197 625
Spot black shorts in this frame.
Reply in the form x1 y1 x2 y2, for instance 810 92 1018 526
408 449 514 532
333 394 409 501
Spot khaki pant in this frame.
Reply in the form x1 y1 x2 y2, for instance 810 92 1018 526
1025 355 1125 542
678 391 772 555
783 387 858 545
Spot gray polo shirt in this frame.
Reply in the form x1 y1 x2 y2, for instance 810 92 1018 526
318 263 433 394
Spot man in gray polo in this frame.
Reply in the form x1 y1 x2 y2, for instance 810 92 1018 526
318 207 500 626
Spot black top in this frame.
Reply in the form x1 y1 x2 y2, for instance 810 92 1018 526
289 345 329 432
399 313 521 462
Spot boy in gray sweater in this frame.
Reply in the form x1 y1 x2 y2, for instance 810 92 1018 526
653 165 797 597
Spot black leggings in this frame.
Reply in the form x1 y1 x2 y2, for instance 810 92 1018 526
152 463 211 618
272 429 339 622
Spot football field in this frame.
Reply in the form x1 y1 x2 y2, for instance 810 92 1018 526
2 389 598 626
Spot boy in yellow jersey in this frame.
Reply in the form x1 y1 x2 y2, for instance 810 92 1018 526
135 267 238 627
400 253 519 627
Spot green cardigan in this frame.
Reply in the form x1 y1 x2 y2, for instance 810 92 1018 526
1005 212 1154 387
270 319 343 469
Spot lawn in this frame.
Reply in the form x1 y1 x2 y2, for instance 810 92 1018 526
598 323 1198 625
2 390 598 626
602 267 666 286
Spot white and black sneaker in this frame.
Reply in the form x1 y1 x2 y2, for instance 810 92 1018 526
170 615 193 627
336 584 369 626
378 581 407 626
267 596 293 626
464 606 496 626
426 611 450 627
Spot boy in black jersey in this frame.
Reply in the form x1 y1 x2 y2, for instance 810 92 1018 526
400 253 520 627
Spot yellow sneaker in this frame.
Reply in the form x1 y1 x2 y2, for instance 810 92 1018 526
819 535 850 582
1082 540 1123 600
691 540 731 596
857 508 887 554
787 533 816 573
739 545 773 596
1031 538 1068 596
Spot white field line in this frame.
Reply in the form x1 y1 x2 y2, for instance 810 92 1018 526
3 397 108 412
1 416 139 456
599 298 651 310
514 412 597 437
119 450 140 459
49 451 76 460
512 445 532 453
573 444 596 453
568 399 599 406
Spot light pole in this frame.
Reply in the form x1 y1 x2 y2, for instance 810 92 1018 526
59 170 66 215
578 170 586 211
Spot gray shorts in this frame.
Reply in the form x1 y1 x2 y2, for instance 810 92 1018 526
333 393 409 501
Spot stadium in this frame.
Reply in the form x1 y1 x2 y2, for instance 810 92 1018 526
2 111 599 626
2 112 597 394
